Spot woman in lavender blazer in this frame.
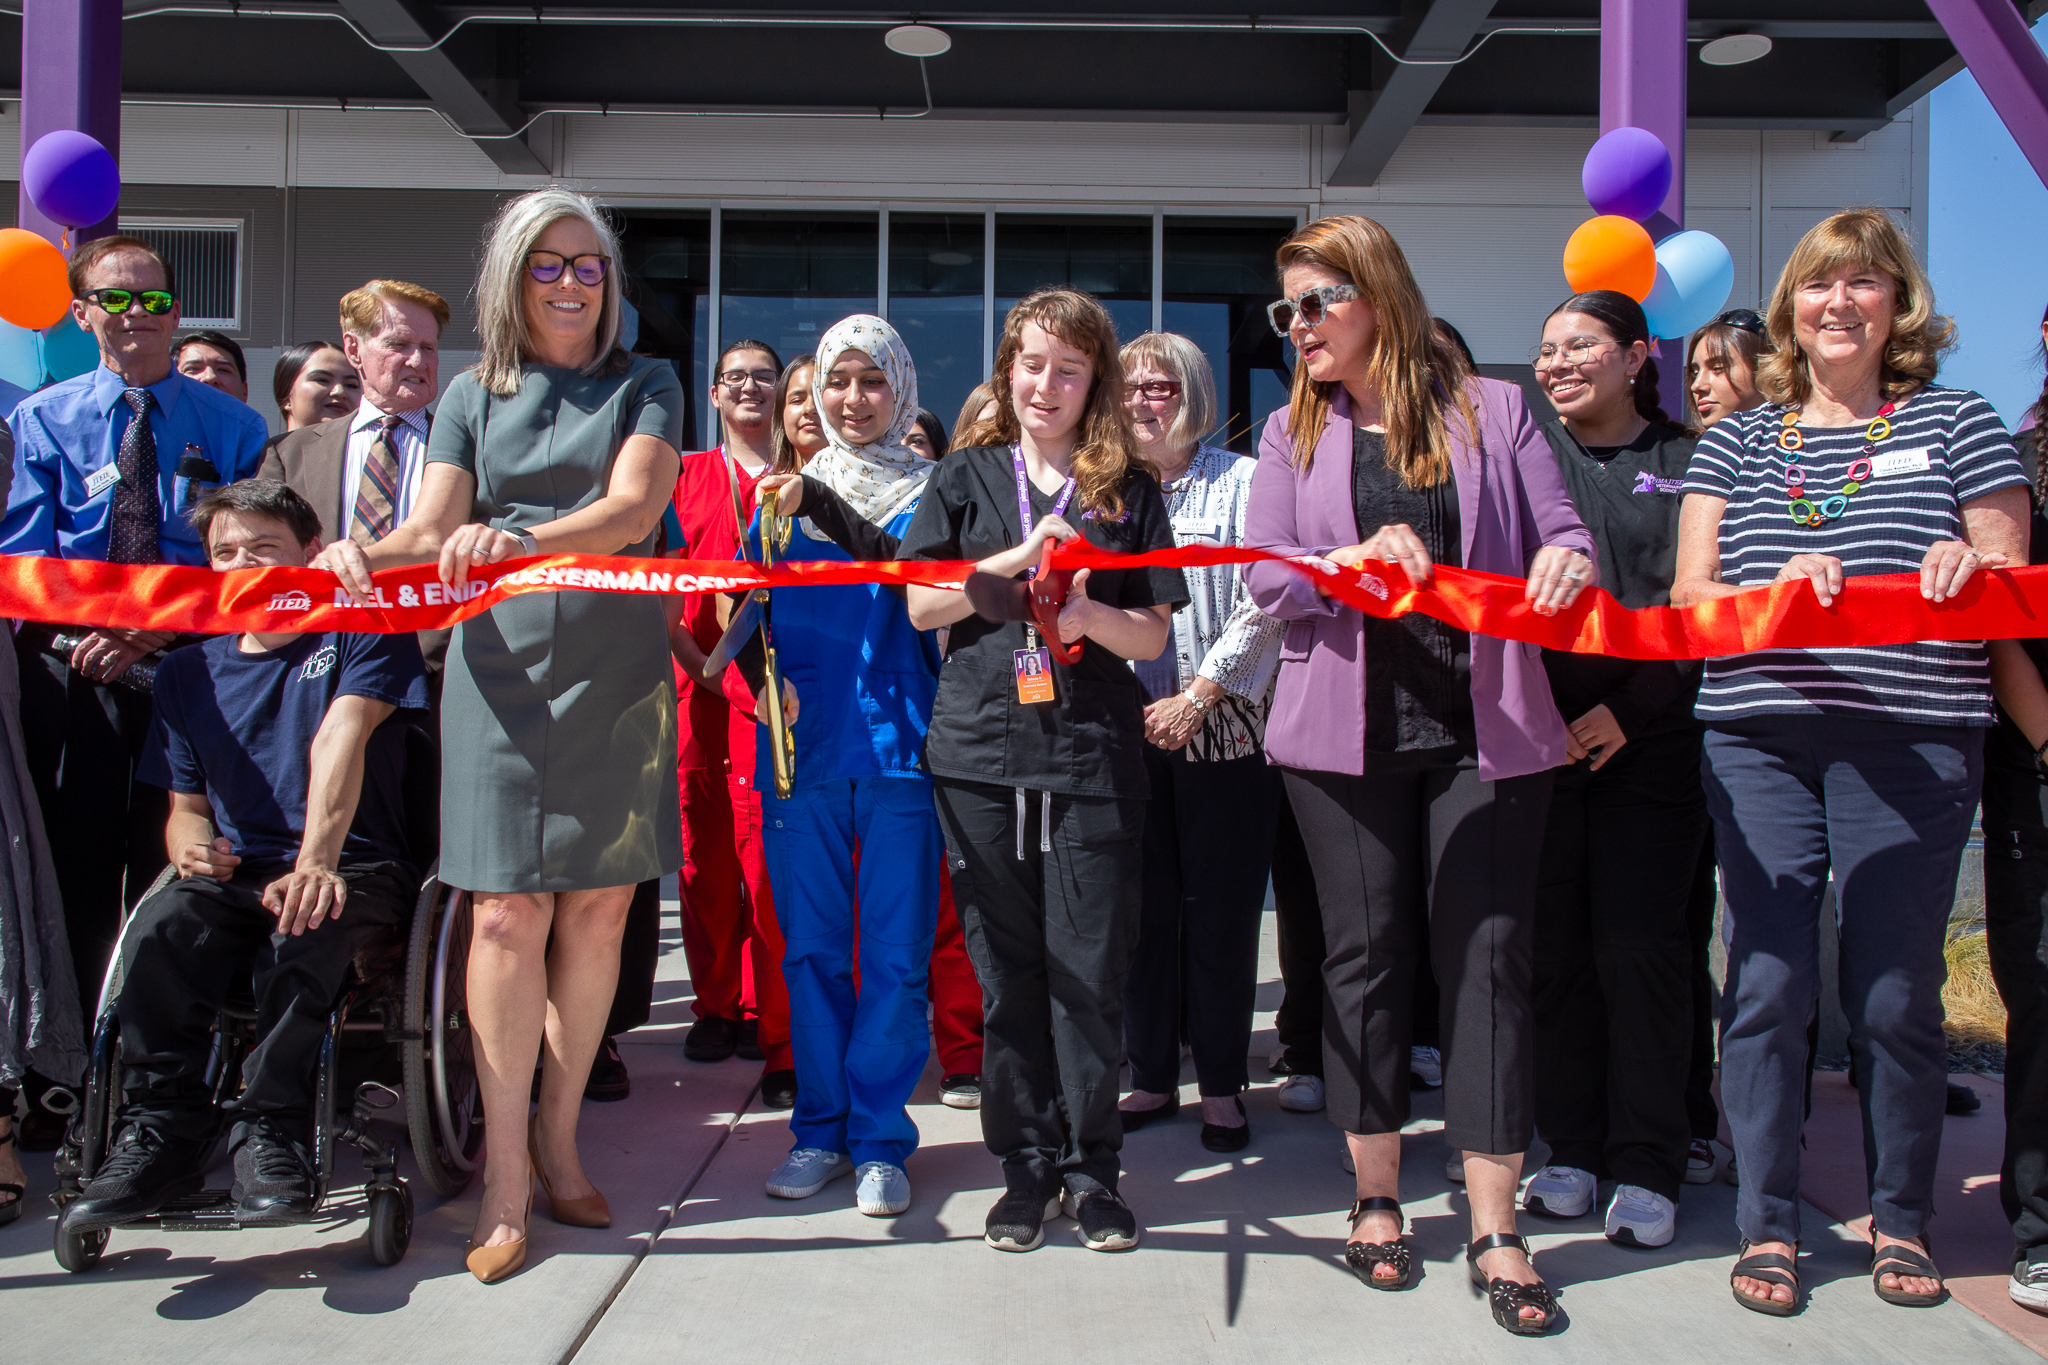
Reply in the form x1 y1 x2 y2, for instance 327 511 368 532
1243 216 1593 1338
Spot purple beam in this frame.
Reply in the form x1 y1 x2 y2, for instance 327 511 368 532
1927 0 2048 188
1600 0 1687 238
17 0 123 247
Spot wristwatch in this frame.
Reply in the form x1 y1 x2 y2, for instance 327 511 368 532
513 529 539 557
1182 689 1212 715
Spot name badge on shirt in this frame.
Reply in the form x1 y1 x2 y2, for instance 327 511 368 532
84 464 121 499
1172 514 1221 539
1871 449 1932 478
1014 647 1055 704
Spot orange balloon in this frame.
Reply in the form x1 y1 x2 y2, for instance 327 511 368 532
1561 215 1657 301
0 228 73 330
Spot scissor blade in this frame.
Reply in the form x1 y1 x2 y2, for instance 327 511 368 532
703 588 767 675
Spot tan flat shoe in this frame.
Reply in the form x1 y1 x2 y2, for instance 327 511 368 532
466 1179 534 1284
530 1117 611 1229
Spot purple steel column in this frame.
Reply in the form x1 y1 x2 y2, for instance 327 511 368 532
1601 0 1688 413
17 0 123 247
1928 0 2048 188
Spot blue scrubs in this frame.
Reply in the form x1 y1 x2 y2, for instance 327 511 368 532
749 508 942 1167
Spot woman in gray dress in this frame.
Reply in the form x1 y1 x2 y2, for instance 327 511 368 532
316 187 684 1282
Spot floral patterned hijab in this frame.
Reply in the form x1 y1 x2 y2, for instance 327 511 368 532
801 314 932 532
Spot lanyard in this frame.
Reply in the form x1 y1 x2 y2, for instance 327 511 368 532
1011 444 1075 580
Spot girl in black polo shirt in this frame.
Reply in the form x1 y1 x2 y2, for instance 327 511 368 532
898 289 1187 1255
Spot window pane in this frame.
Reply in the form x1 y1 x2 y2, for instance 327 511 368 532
123 223 239 327
995 214 1151 348
722 211 877 394
889 212 985 444
1163 216 1296 453
616 209 711 447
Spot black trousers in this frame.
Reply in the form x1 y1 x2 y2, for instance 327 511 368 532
116 863 410 1145
19 649 169 1008
1284 751 1552 1154
1123 748 1277 1097
1982 752 2048 1266
603 878 663 1038
934 778 1144 1196
1270 793 1325 1074
1532 729 1709 1199
1684 832 1723 1143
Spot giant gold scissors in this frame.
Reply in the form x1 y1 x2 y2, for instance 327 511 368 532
705 454 796 798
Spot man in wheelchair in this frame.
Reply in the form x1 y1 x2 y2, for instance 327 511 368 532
60 479 429 1234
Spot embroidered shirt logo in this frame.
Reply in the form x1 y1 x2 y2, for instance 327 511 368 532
298 644 338 680
1632 472 1685 495
268 590 313 612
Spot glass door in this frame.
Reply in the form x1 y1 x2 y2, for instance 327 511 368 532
1162 216 1297 454
721 210 879 375
614 209 711 450
888 212 987 442
994 214 1152 348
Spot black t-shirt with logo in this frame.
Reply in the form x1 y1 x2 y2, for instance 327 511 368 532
896 444 1189 798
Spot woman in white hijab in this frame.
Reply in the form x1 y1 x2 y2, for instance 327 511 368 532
744 315 944 1221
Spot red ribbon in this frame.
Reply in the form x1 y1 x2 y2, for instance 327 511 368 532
1 547 2042 659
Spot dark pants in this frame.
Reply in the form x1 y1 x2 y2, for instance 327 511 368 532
19 649 169 1009
1283 751 1553 1155
603 879 663 1038
116 863 410 1147
1684 834 1723 1143
1270 794 1325 1075
1123 749 1277 1097
1533 729 1709 1199
1982 746 2048 1267
934 779 1144 1197
1703 714 1981 1245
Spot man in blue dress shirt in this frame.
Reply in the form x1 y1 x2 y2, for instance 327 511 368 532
0 235 268 1042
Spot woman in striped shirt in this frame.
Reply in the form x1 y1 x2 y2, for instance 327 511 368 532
1673 208 2028 1316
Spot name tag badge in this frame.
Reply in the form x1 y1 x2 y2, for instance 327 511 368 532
1014 647 1055 704
1870 449 1932 478
1172 515 1221 539
85 464 121 499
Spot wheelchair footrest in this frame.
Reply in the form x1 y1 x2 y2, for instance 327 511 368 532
130 1189 314 1232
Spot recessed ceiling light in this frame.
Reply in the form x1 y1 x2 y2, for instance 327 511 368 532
1700 33 1773 66
885 24 952 58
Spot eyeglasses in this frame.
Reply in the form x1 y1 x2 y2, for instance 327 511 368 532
1715 309 1766 336
1529 337 1619 369
84 288 176 316
717 369 780 391
1267 284 1360 337
525 251 611 286
1127 379 1183 402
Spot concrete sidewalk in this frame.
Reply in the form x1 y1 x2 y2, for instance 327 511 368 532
0 904 2034 1365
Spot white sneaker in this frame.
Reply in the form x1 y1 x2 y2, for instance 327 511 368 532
1604 1184 1676 1248
1276 1073 1326 1113
1445 1148 1465 1184
1408 1046 1443 1089
854 1161 910 1216
765 1148 853 1199
2011 1261 2048 1313
1522 1165 1597 1218
1684 1138 1717 1185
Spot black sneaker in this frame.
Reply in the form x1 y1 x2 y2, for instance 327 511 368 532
985 1187 1063 1252
759 1069 799 1110
61 1125 208 1233
736 1018 764 1062
684 1015 740 1062
940 1074 982 1109
585 1035 631 1102
1071 1188 1141 1252
232 1121 316 1223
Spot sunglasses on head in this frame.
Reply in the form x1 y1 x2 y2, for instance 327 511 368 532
1267 283 1360 337
526 251 610 286
1715 308 1766 336
84 288 176 316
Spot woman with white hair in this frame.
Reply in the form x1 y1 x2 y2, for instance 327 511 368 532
1113 331 1284 1153
315 186 685 1283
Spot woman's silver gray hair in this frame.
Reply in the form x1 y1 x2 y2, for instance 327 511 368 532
474 186 625 397
1120 330 1218 452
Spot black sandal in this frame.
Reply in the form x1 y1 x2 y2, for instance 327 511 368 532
1466 1232 1558 1336
1343 1197 1413 1290
1871 1238 1946 1307
0 1125 22 1227
1730 1239 1801 1316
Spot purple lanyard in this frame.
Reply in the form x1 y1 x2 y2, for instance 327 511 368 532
1011 444 1075 580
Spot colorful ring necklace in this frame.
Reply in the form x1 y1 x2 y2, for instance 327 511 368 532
1782 400 1896 527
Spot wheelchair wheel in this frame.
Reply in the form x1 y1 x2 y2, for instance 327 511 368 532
54 1222 108 1274
365 1183 413 1266
402 878 482 1197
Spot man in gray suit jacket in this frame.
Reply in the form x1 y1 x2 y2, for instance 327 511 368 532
260 280 450 675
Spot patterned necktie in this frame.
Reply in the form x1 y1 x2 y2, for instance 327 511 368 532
107 388 161 565
351 413 404 547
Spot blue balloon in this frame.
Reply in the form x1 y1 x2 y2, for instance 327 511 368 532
1641 230 1736 338
22 130 121 230
39 319 100 384
0 320 40 390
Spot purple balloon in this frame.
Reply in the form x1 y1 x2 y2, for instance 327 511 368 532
22 131 120 230
1582 127 1673 222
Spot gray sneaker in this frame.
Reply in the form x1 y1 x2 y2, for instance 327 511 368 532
765 1148 853 1199
854 1161 910 1216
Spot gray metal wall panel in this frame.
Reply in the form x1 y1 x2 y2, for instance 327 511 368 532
118 184 287 347
289 188 515 347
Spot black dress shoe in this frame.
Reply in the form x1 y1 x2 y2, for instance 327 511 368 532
1948 1081 1983 1116
1118 1095 1179 1134
585 1035 631 1102
736 1018 764 1062
232 1123 316 1223
684 1015 741 1063
61 1125 208 1234
759 1069 799 1110
1200 1097 1251 1153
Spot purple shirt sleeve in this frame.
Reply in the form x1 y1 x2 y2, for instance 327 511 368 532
1500 386 1595 567
1243 412 1342 621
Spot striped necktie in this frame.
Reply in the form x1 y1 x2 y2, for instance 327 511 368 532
351 413 404 547
107 388 161 565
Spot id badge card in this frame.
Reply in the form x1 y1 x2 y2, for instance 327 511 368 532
1014 637 1055 705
